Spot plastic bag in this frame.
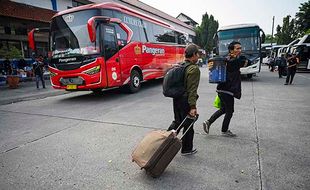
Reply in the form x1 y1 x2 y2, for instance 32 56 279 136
213 95 221 109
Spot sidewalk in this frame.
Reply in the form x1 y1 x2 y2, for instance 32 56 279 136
0 78 68 105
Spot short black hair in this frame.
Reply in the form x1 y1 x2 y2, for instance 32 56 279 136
185 44 199 58
228 41 241 51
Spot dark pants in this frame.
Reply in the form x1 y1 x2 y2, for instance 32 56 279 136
286 67 296 84
168 96 194 153
35 74 45 88
278 66 285 78
208 92 234 132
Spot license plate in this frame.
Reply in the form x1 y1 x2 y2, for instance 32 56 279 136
66 84 77 90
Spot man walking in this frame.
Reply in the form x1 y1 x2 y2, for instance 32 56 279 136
33 55 46 89
203 41 247 137
168 44 201 156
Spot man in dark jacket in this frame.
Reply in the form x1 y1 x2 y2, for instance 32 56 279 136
203 41 247 137
33 56 46 89
168 44 200 156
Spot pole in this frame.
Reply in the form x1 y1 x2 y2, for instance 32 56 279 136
271 16 275 46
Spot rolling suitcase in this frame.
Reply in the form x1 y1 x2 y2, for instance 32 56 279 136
131 116 197 178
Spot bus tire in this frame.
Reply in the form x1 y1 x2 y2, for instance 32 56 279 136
247 74 253 79
128 70 141 93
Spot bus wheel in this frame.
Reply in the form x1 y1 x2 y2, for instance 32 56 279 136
128 70 141 93
247 74 253 79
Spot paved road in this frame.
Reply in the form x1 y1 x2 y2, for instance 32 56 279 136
0 66 309 190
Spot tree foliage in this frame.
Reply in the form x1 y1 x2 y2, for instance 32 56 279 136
275 16 297 44
195 12 219 52
275 1 310 44
264 34 278 44
295 0 310 36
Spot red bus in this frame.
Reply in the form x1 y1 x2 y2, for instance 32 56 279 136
28 2 188 93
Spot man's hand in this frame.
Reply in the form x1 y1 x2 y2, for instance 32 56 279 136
208 61 214 70
189 108 197 117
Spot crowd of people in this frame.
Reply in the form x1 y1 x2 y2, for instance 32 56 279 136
0 55 48 88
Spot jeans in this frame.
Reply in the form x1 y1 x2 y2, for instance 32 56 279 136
208 92 234 132
35 74 45 88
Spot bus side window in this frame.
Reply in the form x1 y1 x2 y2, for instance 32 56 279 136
139 19 147 43
114 24 127 50
143 20 154 42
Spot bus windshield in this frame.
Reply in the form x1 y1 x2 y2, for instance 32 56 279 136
50 10 100 58
218 27 259 56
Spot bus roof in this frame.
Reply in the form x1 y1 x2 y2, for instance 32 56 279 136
218 23 260 31
54 2 170 28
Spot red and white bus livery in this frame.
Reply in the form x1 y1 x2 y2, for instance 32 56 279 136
28 2 189 93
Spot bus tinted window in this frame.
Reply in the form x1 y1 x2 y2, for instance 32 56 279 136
143 20 154 42
114 24 127 49
103 25 117 60
139 19 148 42
176 32 186 45
218 27 259 55
161 28 176 43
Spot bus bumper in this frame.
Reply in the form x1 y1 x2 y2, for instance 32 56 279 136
240 63 260 75
49 67 106 90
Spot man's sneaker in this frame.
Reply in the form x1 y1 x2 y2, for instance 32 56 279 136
181 149 197 156
221 130 237 137
203 120 211 134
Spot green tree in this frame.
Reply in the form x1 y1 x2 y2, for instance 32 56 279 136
195 12 219 52
295 0 310 35
264 34 278 44
275 15 297 45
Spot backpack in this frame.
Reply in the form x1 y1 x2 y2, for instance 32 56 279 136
162 62 190 98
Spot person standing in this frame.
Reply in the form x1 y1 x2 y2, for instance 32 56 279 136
32 56 46 89
285 53 299 85
203 41 248 137
277 54 287 78
167 44 201 156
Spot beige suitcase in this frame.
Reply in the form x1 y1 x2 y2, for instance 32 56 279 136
132 116 197 177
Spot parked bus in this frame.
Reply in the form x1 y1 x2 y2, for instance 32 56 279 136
28 2 189 93
214 24 265 78
291 34 310 71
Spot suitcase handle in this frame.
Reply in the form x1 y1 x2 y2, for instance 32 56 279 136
175 114 199 140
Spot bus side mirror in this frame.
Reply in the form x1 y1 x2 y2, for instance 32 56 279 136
261 30 266 43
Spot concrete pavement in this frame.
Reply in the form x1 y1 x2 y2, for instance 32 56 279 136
0 66 309 189
0 78 68 105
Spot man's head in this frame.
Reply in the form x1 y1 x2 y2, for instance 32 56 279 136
185 44 199 63
228 41 242 57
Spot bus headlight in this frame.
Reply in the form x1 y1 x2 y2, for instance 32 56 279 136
83 65 101 75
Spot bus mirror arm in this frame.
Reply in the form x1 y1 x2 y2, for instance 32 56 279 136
28 28 50 51
87 16 132 44
260 29 266 43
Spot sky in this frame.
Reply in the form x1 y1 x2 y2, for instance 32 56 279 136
139 0 307 35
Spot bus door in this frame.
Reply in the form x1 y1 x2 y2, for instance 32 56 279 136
102 24 122 87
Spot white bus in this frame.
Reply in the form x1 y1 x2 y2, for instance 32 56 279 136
214 24 265 78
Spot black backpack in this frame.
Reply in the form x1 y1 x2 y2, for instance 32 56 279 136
162 62 190 98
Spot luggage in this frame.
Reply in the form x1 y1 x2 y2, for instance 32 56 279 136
208 57 227 83
132 116 197 178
